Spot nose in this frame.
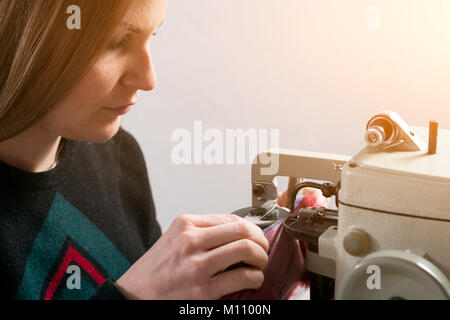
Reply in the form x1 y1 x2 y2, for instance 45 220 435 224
121 45 157 92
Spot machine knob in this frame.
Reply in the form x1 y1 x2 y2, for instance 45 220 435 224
343 229 369 257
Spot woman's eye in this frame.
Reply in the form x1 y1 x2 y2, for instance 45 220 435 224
106 40 124 50
106 32 157 51
106 35 131 50
106 38 127 50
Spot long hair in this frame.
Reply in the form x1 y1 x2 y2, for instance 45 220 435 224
0 0 133 141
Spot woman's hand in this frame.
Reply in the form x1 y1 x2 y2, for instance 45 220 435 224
115 214 269 300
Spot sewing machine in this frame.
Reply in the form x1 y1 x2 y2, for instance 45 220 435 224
234 111 450 299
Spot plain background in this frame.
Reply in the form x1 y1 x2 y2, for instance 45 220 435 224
122 0 450 232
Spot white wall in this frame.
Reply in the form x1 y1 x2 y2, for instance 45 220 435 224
122 0 450 232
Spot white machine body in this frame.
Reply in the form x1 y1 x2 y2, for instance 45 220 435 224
329 126 450 299
249 112 450 299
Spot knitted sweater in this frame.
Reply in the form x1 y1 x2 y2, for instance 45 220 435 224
0 128 161 300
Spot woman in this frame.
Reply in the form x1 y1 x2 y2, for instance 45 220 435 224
0 0 271 300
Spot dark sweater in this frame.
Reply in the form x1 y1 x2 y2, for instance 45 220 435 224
0 127 161 300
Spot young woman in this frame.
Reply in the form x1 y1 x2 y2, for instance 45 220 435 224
0 0 271 300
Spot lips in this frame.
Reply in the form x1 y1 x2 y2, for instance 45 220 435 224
106 102 136 110
103 103 135 115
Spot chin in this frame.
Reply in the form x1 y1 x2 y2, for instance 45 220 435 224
99 122 121 142
83 119 121 143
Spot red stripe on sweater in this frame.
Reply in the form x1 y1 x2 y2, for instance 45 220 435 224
44 246 105 300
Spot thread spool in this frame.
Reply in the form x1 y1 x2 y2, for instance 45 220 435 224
365 114 398 148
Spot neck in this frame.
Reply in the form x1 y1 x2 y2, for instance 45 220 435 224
0 124 62 173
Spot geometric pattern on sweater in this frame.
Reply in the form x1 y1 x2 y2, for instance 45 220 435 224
15 192 131 300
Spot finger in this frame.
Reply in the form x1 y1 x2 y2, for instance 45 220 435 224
303 188 330 207
317 196 330 207
197 220 269 253
277 190 288 207
208 267 264 298
205 239 268 277
179 214 242 228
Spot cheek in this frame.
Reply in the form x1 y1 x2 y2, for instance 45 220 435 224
69 63 119 111
42 62 122 133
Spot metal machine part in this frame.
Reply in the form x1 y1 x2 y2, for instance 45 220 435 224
231 181 290 228
284 206 338 252
282 181 339 300
244 150 348 228
282 180 339 251
364 110 426 151
231 206 290 229
336 250 450 300
235 150 348 297
283 207 338 299
287 181 339 213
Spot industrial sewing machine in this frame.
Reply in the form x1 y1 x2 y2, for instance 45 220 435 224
233 111 450 300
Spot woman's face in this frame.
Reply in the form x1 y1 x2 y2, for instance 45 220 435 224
38 0 168 142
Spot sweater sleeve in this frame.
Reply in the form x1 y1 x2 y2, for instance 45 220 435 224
90 278 127 300
115 127 162 249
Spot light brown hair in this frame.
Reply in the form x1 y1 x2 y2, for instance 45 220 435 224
0 0 133 141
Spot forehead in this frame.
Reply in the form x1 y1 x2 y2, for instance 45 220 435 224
120 0 167 33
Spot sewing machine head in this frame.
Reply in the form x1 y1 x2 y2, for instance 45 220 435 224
234 110 450 299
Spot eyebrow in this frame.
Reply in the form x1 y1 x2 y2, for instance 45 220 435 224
119 19 165 34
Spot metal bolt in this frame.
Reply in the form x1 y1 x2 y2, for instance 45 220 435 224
252 184 266 197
